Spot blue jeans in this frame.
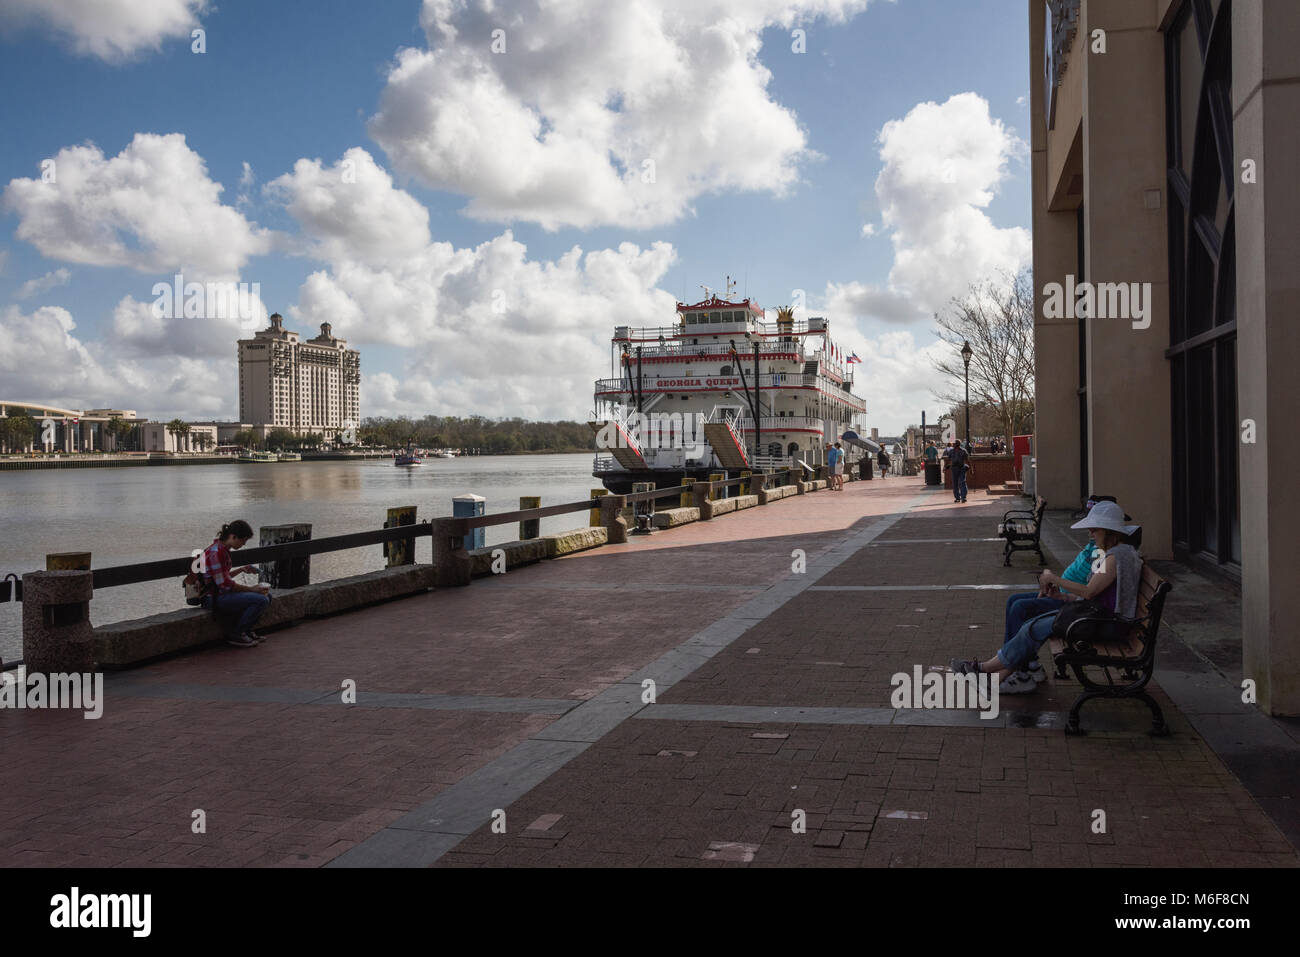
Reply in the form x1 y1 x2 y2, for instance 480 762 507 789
953 467 968 501
1004 593 1063 645
997 612 1057 672
204 591 270 637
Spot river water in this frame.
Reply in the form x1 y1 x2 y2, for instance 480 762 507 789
0 453 599 662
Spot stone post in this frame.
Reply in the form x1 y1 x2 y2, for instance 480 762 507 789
384 506 417 567
22 569 94 672
679 478 695 508
693 480 714 520
432 517 472 587
599 494 629 545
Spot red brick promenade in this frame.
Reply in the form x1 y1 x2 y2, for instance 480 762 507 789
2 478 1295 867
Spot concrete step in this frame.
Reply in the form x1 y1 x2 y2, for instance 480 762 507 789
985 484 1021 496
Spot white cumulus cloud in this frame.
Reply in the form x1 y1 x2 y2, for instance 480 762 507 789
0 0 209 63
16 267 71 299
368 0 877 230
3 133 270 280
831 92 1030 328
270 148 679 418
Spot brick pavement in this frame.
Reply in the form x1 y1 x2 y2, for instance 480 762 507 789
3 477 1294 867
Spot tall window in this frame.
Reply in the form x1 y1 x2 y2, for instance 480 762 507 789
1165 0 1239 568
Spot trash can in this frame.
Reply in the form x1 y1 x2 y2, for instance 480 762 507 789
924 462 942 486
859 459 872 480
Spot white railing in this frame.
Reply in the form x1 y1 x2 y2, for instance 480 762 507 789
614 317 824 342
736 416 824 433
618 341 805 361
593 454 617 472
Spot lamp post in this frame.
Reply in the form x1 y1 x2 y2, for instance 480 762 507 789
960 340 973 449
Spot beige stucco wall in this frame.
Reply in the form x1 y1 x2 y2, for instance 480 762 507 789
1235 0 1300 713
1080 0 1172 558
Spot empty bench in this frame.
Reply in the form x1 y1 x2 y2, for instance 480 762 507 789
1048 565 1173 736
997 495 1047 566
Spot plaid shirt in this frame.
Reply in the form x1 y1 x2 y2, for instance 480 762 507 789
202 539 235 594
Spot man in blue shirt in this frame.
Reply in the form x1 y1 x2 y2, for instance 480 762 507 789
826 443 841 490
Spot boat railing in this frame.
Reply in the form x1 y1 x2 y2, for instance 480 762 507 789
594 372 818 393
735 415 824 433
623 341 805 361
613 318 822 342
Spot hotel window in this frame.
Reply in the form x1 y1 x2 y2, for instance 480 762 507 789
1165 0 1239 569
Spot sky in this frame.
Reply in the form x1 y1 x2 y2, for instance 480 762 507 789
0 0 1032 434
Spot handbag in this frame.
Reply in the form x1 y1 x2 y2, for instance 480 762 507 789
1050 599 1126 649
182 572 206 606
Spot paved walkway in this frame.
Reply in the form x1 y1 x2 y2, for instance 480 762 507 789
2 477 1295 867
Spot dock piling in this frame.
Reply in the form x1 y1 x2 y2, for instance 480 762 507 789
519 497 541 540
383 506 417 567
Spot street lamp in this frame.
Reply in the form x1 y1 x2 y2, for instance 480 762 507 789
960 340 973 448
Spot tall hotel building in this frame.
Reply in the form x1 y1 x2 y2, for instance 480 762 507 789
1029 1 1299 713
237 313 360 439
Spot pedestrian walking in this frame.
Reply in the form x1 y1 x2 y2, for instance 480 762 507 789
834 442 846 489
943 439 970 503
876 447 890 480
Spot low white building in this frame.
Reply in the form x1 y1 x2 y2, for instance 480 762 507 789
139 422 220 453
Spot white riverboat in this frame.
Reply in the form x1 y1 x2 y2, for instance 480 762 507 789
591 286 868 493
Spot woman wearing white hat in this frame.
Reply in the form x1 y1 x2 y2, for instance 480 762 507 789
951 501 1143 694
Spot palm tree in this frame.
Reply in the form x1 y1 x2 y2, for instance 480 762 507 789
165 418 192 453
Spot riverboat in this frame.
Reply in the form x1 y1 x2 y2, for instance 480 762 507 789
591 282 868 493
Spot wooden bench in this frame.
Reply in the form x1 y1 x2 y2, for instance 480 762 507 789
997 495 1047 566
1048 565 1173 736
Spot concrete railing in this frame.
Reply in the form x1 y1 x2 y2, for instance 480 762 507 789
15 468 850 670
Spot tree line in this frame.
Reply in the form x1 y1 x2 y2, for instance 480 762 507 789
358 416 594 454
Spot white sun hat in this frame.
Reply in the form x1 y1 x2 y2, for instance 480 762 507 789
1071 500 1140 536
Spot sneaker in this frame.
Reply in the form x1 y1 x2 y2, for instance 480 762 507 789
245 630 265 643
999 672 1039 694
948 658 979 675
1025 660 1047 683
226 634 257 648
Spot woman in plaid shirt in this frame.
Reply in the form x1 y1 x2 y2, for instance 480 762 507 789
201 520 271 647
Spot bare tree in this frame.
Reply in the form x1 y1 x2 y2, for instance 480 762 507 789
932 268 1035 449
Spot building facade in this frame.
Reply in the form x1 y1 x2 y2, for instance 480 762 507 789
238 313 360 439
1030 0 1299 713
0 403 142 452
139 422 219 453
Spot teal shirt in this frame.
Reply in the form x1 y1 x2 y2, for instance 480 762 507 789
1062 541 1098 584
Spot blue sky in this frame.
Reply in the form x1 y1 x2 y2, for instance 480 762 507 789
0 0 1032 433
